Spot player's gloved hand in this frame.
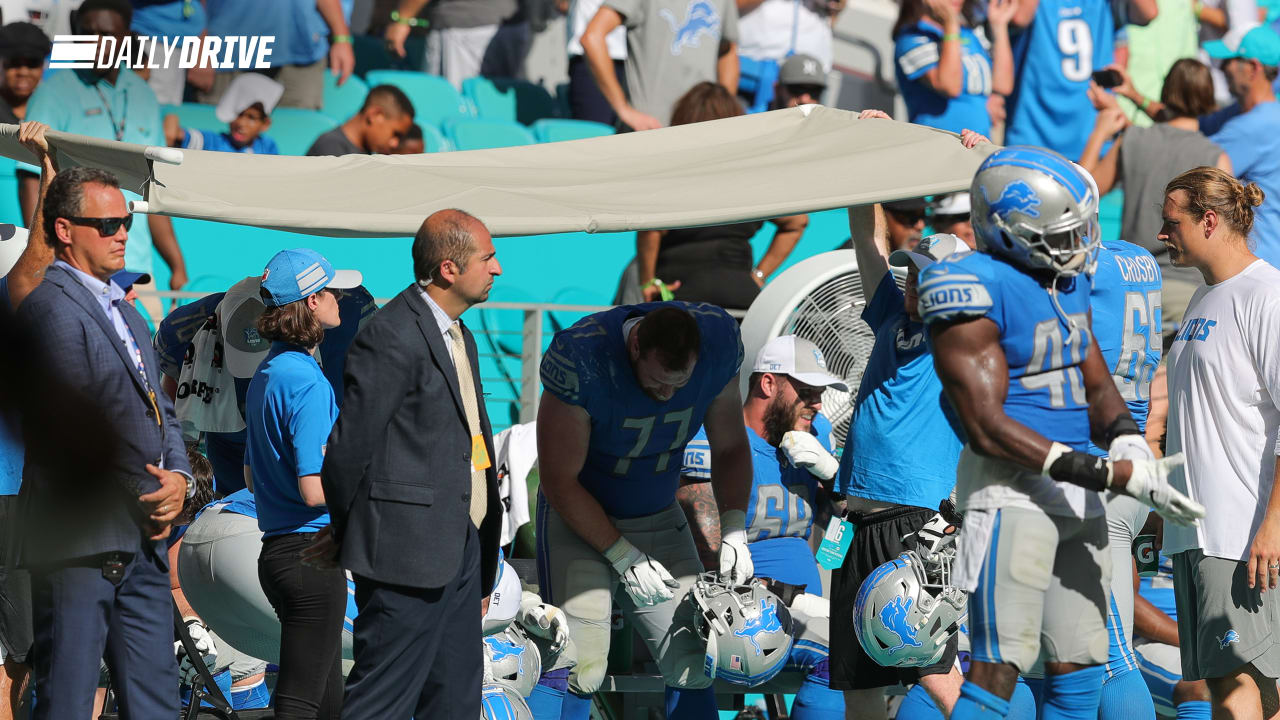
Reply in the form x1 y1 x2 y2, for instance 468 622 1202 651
604 536 678 607
780 431 839 481
910 512 960 557
719 510 755 585
518 590 570 652
1108 434 1155 463
1114 452 1205 527
174 617 217 684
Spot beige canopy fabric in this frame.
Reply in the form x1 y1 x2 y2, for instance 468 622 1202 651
0 105 996 238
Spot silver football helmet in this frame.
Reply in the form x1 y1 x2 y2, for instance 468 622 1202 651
690 574 794 686
482 624 541 697
970 146 1100 276
853 545 967 669
480 682 534 720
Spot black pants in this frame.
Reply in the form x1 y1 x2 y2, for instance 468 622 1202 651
259 532 346 720
568 54 625 127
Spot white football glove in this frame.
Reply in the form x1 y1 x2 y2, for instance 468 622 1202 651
1108 434 1155 463
174 617 217 684
518 590 570 653
1112 452 1205 527
604 536 678 607
718 510 755 585
780 431 839 482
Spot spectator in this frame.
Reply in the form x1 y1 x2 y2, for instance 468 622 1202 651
882 197 928 252
4 122 54 311
930 192 975 246
893 0 1016 135
164 73 284 155
394 123 426 154
1160 167 1280 720
1198 25 1280 268
245 248 360 720
581 0 739 129
736 0 845 110
199 0 354 111
0 22 50 124
1112 0 1199 126
773 52 827 107
1196 0 1261 103
306 84 415 156
636 82 807 310
384 0 531 90
17 163 192 720
20 0 190 318
566 0 627 124
1004 0 1156 159
1080 59 1227 349
128 0 209 105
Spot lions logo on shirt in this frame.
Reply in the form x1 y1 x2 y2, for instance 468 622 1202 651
659 0 721 55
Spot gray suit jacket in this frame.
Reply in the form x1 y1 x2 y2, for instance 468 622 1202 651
323 286 501 592
16 263 190 566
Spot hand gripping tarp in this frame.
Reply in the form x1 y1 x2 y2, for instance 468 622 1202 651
0 105 996 238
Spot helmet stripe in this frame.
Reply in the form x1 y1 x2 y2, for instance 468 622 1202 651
980 147 1091 204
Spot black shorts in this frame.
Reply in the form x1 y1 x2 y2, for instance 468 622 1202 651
829 504 958 691
0 495 32 664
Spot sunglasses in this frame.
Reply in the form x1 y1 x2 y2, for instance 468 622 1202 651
887 208 927 225
4 57 44 69
66 215 133 236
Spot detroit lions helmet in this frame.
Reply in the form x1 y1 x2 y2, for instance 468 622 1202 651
690 574 794 686
483 558 523 636
970 146 1100 276
853 549 967 668
480 682 534 720
482 624 541 697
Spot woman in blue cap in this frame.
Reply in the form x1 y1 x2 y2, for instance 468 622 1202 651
244 248 361 720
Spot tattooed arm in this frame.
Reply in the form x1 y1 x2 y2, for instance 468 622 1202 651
676 476 721 572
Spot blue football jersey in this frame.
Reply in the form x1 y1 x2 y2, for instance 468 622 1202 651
540 302 743 518
1004 0 1115 159
918 252 1095 450
895 21 994 135
1087 240 1162 455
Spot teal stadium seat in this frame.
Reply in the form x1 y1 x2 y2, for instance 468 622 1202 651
461 77 560 125
269 108 339 156
531 119 615 143
168 102 222 135
363 69 471 128
444 118 535 151
0 157 20 226
419 123 451 152
322 70 369 122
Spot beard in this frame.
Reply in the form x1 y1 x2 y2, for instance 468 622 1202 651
762 394 801 447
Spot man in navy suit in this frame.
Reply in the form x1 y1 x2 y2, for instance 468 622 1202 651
15 165 192 719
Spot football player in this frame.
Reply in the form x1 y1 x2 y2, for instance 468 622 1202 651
917 145 1202 720
533 302 753 720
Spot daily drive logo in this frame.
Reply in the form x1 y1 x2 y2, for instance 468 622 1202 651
49 35 274 70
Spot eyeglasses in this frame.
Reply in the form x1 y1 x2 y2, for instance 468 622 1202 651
66 215 133 236
887 208 927 226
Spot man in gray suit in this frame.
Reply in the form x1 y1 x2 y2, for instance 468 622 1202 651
16 165 192 719
322 208 504 719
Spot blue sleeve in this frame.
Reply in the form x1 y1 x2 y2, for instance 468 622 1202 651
1210 113 1257 178
260 135 280 155
681 428 712 480
896 31 940 81
917 261 997 325
1200 104 1240 138
287 380 337 477
540 332 587 408
861 273 903 331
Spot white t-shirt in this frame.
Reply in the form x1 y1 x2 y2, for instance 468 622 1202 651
1165 260 1280 560
737 0 833 71
567 0 627 60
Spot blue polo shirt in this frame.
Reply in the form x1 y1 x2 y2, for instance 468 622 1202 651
1202 101 1280 269
182 129 280 155
204 0 330 67
22 69 163 273
131 0 208 40
244 343 337 537
836 274 963 509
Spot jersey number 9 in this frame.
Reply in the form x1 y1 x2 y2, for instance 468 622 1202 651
1057 19 1094 82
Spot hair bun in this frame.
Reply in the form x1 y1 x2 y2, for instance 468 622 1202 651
1243 182 1266 208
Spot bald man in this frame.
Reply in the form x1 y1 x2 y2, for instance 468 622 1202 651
320 209 505 719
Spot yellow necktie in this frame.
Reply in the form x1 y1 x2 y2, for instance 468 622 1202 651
448 324 487 527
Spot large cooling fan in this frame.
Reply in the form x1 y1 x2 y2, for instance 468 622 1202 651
740 250 877 452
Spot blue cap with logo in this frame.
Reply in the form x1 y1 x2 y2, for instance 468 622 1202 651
260 248 362 308
1204 24 1280 66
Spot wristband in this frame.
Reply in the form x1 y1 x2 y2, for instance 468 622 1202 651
1047 449 1112 491
1139 96 1150 111
390 10 429 27
331 34 353 44
942 33 961 41
643 278 675 301
1101 414 1142 448
603 536 638 570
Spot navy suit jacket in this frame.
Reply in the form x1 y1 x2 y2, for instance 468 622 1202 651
16 263 190 566
323 286 501 592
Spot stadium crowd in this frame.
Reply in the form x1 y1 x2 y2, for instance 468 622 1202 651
0 0 1279 719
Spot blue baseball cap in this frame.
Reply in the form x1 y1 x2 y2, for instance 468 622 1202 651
111 269 152 291
260 248 362 308
1204 24 1280 66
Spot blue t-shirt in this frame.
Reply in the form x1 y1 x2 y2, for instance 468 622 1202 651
836 274 963 509
539 302 743 518
1205 101 1280 269
130 0 208 39
1087 240 1162 456
0 276 20 496
1004 0 1114 159
205 0 330 67
682 426 822 592
182 129 280 155
919 251 1095 450
244 343 338 536
895 22 993 135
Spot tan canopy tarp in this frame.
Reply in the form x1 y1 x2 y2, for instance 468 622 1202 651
0 105 995 238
